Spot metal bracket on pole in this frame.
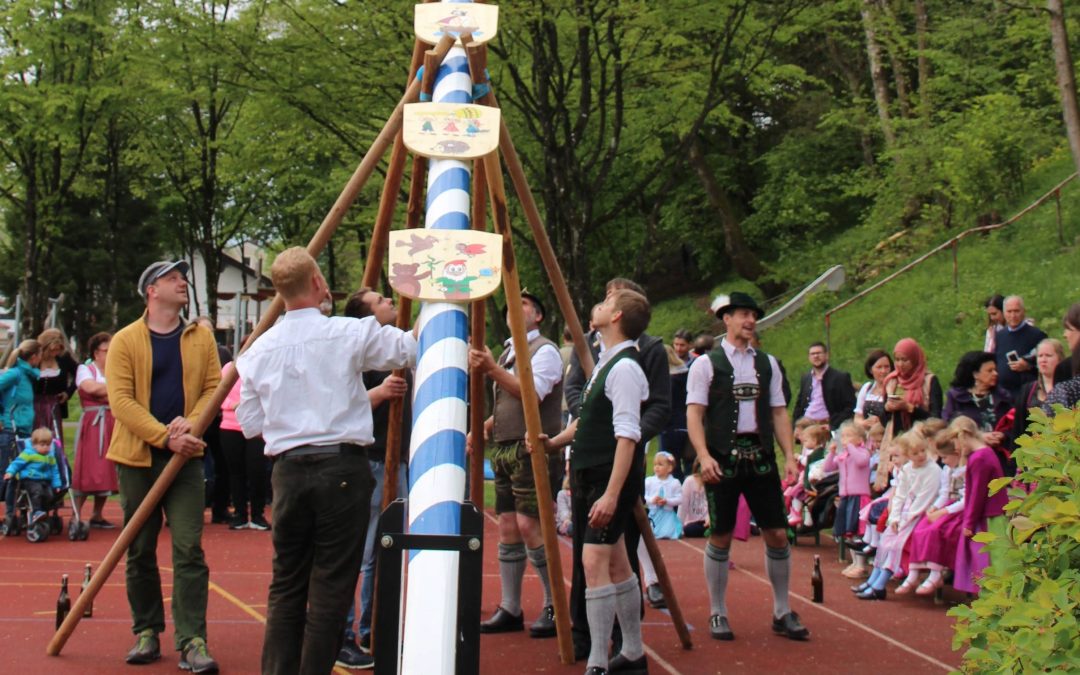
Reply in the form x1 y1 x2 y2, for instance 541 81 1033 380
372 499 484 675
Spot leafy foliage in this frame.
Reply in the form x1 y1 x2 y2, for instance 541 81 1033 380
949 407 1080 673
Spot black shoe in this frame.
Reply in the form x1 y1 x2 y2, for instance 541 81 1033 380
573 637 591 661
851 581 870 593
856 587 887 601
336 640 374 669
125 629 161 664
645 583 666 609
772 612 810 640
358 632 371 654
529 605 556 638
88 517 116 529
179 637 219 673
608 652 648 674
210 511 230 525
248 514 271 531
228 515 248 530
479 606 524 633
861 546 877 557
709 614 734 641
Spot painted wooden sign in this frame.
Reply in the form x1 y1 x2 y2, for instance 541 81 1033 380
403 103 500 159
415 3 499 45
388 229 503 302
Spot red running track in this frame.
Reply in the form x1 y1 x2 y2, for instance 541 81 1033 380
0 501 964 673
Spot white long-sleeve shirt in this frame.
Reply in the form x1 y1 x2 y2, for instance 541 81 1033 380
585 340 648 442
235 307 417 456
887 460 942 526
932 463 967 515
644 474 682 511
500 329 563 401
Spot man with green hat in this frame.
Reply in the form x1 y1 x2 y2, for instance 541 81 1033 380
686 291 809 642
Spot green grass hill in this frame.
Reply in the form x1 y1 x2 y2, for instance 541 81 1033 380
650 152 1080 395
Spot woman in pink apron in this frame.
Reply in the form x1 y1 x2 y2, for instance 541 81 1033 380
72 332 117 528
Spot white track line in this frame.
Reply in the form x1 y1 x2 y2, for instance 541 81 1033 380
482 510 684 675
674 538 953 672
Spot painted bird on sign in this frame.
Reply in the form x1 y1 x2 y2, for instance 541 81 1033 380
396 233 439 256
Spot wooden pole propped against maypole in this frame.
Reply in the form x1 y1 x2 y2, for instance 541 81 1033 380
45 32 458 660
463 38 694 652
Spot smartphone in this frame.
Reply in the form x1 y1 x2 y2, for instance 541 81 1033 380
1006 350 1020 364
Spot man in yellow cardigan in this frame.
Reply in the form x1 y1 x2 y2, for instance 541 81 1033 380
106 260 221 673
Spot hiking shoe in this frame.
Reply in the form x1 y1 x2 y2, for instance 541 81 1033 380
179 637 219 673
228 516 248 530
335 640 374 669
248 515 271 531
125 629 161 664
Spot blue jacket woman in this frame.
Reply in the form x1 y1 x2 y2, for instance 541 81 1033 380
0 341 43 437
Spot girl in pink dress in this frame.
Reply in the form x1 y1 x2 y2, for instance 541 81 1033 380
896 432 965 595
949 416 1008 594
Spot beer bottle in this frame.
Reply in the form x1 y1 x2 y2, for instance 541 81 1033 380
811 555 824 603
56 574 71 629
81 564 93 618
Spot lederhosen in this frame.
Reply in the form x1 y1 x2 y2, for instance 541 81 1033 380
702 347 788 533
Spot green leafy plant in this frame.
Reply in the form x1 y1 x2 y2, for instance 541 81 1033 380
949 406 1080 673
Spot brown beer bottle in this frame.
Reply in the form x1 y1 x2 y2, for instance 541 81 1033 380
81 564 93 618
56 574 71 629
811 555 824 603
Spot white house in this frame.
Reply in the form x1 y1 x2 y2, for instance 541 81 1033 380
186 243 273 349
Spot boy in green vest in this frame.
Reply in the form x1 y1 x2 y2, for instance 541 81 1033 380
536 288 651 675
686 292 809 642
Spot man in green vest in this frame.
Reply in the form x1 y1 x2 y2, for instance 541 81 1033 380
536 288 652 675
686 292 809 642
468 291 562 638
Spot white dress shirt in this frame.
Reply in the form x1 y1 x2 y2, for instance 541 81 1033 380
501 329 563 401
236 307 417 456
585 339 648 442
686 338 785 434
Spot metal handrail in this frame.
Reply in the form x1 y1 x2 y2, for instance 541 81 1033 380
824 171 1078 348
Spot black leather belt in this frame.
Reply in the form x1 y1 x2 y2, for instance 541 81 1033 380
278 442 366 460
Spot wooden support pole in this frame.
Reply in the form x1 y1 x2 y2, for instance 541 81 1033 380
463 42 592 379
482 144 573 665
382 46 440 509
46 34 458 659
633 504 693 650
469 158 489 508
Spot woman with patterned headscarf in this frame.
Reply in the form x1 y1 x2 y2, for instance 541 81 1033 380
883 338 943 432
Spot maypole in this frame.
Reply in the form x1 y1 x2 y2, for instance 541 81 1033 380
402 1 478 671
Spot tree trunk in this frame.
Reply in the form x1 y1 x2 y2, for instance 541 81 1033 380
1048 0 1080 180
879 0 911 118
915 0 931 121
687 139 784 297
826 34 876 168
861 0 896 147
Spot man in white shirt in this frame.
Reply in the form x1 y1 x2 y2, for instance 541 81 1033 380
468 291 563 638
235 247 417 675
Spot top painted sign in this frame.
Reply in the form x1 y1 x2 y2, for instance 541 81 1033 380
415 3 499 45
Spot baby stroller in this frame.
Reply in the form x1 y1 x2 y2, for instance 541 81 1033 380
1 438 88 542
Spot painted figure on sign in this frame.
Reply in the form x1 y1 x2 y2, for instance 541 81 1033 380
456 242 487 258
391 262 432 298
444 120 460 133
421 118 435 133
435 260 479 300
396 233 439 256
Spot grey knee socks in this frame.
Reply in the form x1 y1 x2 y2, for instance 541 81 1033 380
526 545 554 607
704 543 730 617
498 542 527 615
614 575 644 660
585 584 617 669
765 544 792 619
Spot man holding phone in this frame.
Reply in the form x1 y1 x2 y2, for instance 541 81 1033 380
993 295 1046 400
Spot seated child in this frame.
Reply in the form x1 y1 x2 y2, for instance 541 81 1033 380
898 430 966 595
678 461 709 538
645 451 682 540
786 424 830 528
2 427 62 524
854 430 941 600
823 421 871 546
556 476 573 537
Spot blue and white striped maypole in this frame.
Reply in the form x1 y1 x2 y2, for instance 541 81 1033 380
402 1 475 671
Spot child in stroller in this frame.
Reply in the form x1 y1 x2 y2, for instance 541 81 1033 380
2 427 85 542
